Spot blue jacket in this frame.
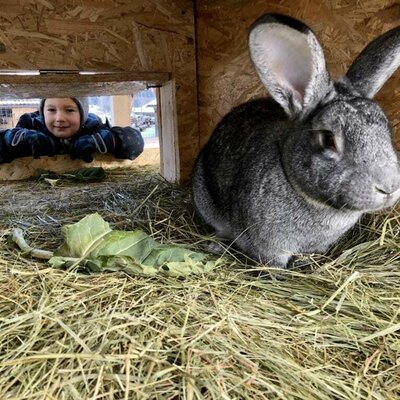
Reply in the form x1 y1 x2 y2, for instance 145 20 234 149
0 111 144 163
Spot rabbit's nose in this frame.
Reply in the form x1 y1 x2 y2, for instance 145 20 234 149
374 180 400 198
375 186 390 195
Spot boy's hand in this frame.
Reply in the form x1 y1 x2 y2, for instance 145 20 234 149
4 129 56 159
25 131 57 158
112 127 144 160
70 135 96 162
70 130 116 163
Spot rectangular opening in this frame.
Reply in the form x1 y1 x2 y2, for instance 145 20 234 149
0 90 161 171
0 71 178 181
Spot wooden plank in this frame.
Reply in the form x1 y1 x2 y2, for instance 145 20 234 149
0 71 170 98
159 79 179 182
111 95 133 126
0 152 159 181
0 71 170 84
0 82 146 99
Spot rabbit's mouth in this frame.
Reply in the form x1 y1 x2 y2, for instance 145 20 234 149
339 187 400 212
374 186 400 209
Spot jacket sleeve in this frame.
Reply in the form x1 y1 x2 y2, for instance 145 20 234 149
0 112 36 162
0 113 56 163
15 112 37 129
1 127 31 162
76 116 144 160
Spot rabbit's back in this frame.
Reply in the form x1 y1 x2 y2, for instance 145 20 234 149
192 98 291 242
196 98 286 206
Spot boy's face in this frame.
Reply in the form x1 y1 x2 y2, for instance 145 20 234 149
43 98 81 138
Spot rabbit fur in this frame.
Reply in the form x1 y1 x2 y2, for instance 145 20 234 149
192 13 400 268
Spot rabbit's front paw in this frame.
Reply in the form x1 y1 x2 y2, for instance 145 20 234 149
201 241 227 256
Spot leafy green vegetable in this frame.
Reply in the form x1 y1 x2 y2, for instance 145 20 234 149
35 167 106 183
56 213 112 258
64 167 106 181
49 213 219 276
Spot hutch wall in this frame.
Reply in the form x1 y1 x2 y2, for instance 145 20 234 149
0 0 399 182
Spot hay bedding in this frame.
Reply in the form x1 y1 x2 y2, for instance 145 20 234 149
0 167 399 400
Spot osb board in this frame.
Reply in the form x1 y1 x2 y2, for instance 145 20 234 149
0 72 169 99
0 148 160 181
196 0 400 149
0 0 197 182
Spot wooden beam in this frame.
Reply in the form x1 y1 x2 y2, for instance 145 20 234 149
159 79 179 182
111 95 133 126
0 72 170 98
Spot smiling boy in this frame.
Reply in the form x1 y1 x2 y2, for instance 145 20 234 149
0 97 144 163
43 98 82 139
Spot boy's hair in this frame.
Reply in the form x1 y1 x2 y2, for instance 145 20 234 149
39 97 89 130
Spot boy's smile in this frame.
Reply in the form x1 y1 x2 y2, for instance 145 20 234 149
43 98 81 139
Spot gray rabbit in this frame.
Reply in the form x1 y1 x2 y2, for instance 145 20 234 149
192 13 400 268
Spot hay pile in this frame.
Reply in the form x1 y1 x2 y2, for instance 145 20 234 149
0 168 399 400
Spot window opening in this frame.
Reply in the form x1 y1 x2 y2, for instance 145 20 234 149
0 89 159 165
0 70 177 181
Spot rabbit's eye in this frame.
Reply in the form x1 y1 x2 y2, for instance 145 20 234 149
318 130 337 152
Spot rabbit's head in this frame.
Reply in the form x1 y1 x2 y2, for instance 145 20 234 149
249 14 400 212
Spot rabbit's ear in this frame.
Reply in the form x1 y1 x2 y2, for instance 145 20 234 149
346 26 400 99
249 14 331 119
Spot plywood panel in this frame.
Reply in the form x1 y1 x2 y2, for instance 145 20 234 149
0 152 159 181
159 79 179 181
0 0 197 182
0 72 168 98
197 0 400 149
